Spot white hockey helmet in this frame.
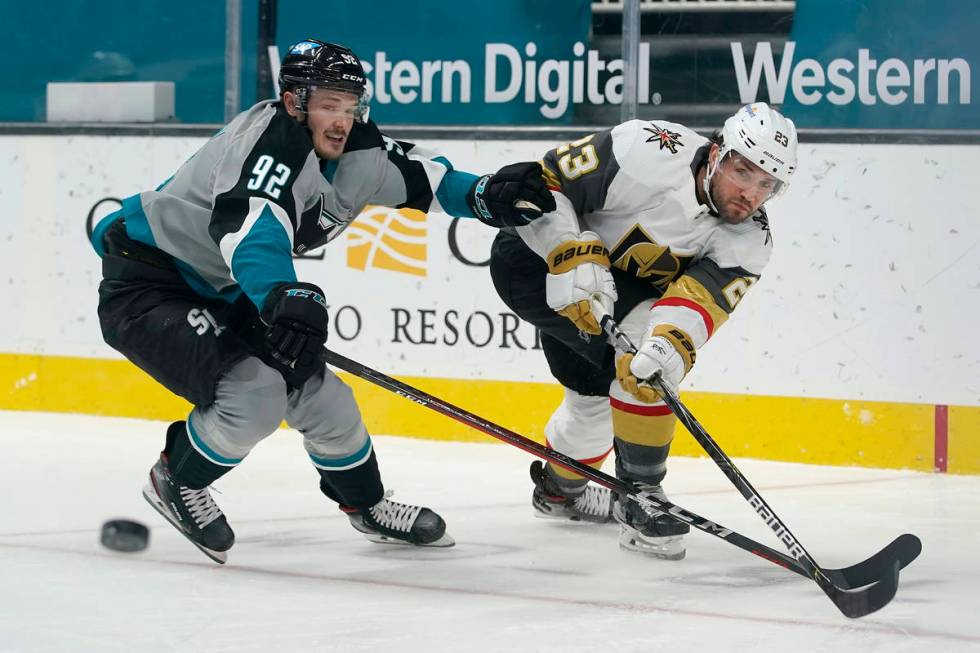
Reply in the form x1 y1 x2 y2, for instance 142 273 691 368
704 103 798 212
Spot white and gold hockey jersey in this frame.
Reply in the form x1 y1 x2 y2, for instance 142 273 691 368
517 119 773 369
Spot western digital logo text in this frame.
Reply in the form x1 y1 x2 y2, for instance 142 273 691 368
328 40 972 118
360 42 655 119
732 42 971 106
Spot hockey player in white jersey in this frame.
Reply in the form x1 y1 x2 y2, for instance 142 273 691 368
90 39 555 563
490 103 797 559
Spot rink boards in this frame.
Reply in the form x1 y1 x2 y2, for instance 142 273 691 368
1 351 977 474
1 133 978 474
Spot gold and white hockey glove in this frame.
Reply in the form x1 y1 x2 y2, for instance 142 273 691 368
544 231 617 335
615 334 686 403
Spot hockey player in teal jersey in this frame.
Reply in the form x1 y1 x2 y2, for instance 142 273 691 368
91 39 555 563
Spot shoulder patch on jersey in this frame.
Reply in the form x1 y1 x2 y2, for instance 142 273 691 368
643 123 684 154
751 210 773 246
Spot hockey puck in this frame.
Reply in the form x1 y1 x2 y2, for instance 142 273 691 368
100 519 149 552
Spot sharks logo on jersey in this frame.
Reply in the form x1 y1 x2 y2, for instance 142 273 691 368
382 135 405 157
295 193 351 253
307 193 347 229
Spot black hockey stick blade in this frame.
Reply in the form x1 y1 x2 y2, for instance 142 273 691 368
823 533 921 589
589 303 914 616
814 560 900 618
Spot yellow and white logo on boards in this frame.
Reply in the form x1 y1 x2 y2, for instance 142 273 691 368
346 207 427 277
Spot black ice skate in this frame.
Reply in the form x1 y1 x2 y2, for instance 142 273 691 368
613 483 689 560
142 453 235 564
530 460 614 524
342 491 454 547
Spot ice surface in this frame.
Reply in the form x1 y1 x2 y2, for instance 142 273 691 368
1 411 977 652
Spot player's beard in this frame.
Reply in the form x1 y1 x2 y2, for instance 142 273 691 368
709 184 753 224
726 199 755 223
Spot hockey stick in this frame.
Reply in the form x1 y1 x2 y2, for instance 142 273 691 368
588 301 921 618
323 348 906 618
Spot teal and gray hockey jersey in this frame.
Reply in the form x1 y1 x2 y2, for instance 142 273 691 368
91 100 477 309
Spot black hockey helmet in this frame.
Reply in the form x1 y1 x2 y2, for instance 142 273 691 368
279 39 369 119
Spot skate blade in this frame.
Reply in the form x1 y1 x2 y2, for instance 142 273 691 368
533 507 615 525
142 484 228 564
618 527 686 561
359 530 456 548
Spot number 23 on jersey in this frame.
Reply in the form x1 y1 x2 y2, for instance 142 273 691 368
556 134 599 180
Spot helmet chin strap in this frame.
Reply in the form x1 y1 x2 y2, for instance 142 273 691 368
702 146 726 216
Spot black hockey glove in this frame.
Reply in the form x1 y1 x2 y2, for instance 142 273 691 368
262 282 329 386
466 161 556 228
